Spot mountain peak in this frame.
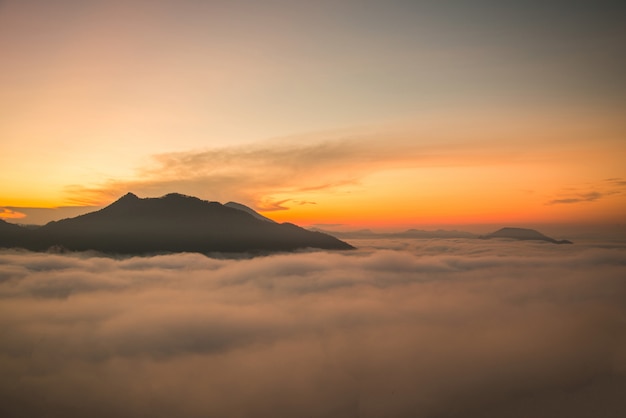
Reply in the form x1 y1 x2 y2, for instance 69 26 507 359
161 193 191 199
119 192 139 201
482 227 572 244
224 201 276 223
4 192 354 254
108 192 140 207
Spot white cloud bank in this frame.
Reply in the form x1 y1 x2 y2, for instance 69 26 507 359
1 239 625 417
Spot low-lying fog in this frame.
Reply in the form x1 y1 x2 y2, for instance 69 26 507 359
1 238 625 417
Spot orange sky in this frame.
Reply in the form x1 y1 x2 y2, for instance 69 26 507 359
1 1 625 229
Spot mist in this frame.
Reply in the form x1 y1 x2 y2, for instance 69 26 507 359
1 239 625 417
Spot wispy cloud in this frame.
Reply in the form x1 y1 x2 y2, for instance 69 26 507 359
548 191 604 205
0 208 26 220
547 178 625 205
606 177 626 187
0 206 102 225
62 129 543 209
256 199 317 212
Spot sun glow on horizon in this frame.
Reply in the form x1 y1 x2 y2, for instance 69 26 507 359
1 1 625 229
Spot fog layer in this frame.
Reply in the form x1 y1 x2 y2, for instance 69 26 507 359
1 239 625 417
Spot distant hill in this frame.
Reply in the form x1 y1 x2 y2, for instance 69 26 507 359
0 193 354 254
480 227 573 244
310 226 572 244
311 227 477 240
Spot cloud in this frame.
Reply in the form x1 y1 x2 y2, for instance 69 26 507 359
255 198 316 212
547 178 626 205
548 191 604 205
0 206 102 225
0 208 25 220
255 198 291 212
61 125 556 210
1 239 625 417
606 177 626 187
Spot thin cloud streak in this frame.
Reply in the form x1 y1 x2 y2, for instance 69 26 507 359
63 135 431 206
548 191 604 205
0 208 25 220
0 205 103 225
546 178 626 205
62 125 567 209
1 239 625 417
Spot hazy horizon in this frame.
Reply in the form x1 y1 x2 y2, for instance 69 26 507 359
2 193 624 242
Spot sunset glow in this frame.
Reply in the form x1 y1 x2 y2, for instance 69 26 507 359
1 1 624 230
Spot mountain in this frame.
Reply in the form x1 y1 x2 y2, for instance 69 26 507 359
480 227 572 244
224 201 276 223
0 193 354 254
311 226 571 244
0 219 29 247
0 219 24 234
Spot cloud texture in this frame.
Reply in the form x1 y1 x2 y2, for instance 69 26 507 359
1 239 625 417
63 132 474 207
546 177 626 206
62 112 622 210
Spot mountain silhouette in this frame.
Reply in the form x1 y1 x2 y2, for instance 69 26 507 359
0 193 354 254
480 227 572 244
224 201 276 223
0 218 23 233
311 226 572 244
0 219 27 247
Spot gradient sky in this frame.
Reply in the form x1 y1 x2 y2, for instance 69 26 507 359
1 0 625 228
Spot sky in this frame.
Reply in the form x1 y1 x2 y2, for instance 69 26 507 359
1 239 625 417
1 0 625 229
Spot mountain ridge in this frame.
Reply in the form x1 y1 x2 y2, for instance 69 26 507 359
224 201 276 223
0 193 354 254
311 226 572 243
480 227 573 244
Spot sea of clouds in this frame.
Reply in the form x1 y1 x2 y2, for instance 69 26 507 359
1 238 625 417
